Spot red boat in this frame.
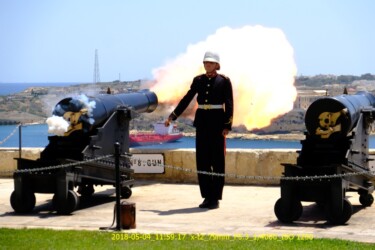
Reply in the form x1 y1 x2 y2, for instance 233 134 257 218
129 122 183 147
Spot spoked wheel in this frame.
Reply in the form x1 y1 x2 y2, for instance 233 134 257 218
53 190 79 215
10 190 36 214
274 198 303 223
359 194 374 207
121 186 132 199
326 198 352 225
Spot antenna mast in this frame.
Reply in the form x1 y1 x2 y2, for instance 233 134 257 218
93 49 100 84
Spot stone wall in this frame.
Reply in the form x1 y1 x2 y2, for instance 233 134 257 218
0 148 299 185
130 148 299 185
0 148 44 178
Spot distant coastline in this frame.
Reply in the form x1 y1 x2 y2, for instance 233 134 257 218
0 80 307 141
0 82 80 96
183 131 304 141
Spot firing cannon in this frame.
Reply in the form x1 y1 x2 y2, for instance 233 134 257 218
275 91 375 224
10 90 158 214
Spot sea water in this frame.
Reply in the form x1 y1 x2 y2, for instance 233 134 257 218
0 123 302 149
3 123 375 149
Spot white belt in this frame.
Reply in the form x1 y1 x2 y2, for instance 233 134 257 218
198 104 223 110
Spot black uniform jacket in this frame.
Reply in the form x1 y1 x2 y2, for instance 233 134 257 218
169 74 234 131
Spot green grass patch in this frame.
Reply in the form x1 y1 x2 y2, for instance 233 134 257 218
0 228 374 249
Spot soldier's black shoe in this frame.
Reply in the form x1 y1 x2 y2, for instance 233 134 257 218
208 200 219 209
199 199 210 208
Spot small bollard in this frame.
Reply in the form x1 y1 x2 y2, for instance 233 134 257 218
120 201 136 229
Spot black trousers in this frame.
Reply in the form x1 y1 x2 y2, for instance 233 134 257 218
195 128 225 200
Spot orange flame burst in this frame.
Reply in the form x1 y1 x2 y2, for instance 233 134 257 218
148 25 297 130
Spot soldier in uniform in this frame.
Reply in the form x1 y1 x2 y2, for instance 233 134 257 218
165 51 234 209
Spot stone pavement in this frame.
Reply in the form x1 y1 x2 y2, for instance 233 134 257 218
1 178 375 243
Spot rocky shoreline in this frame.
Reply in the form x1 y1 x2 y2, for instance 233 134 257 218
228 132 305 141
182 132 305 141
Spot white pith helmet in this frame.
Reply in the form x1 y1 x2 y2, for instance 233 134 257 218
203 51 220 70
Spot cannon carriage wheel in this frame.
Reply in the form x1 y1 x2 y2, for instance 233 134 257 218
10 190 36 213
359 193 374 207
274 198 303 223
121 186 132 199
78 184 95 197
52 190 79 215
325 198 353 225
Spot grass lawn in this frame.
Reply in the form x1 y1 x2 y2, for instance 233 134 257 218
1 228 375 249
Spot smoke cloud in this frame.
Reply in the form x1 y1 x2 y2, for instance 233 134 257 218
46 115 70 136
73 94 96 125
149 25 297 130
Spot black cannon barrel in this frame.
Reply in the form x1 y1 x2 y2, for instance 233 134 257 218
53 89 158 129
305 91 375 138
90 89 158 126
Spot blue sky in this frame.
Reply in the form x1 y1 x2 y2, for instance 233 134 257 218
0 0 374 83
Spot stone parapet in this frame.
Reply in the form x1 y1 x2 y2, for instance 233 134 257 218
131 148 298 185
0 148 299 185
0 148 44 177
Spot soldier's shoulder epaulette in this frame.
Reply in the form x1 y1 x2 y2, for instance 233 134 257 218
219 74 230 80
194 74 205 81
